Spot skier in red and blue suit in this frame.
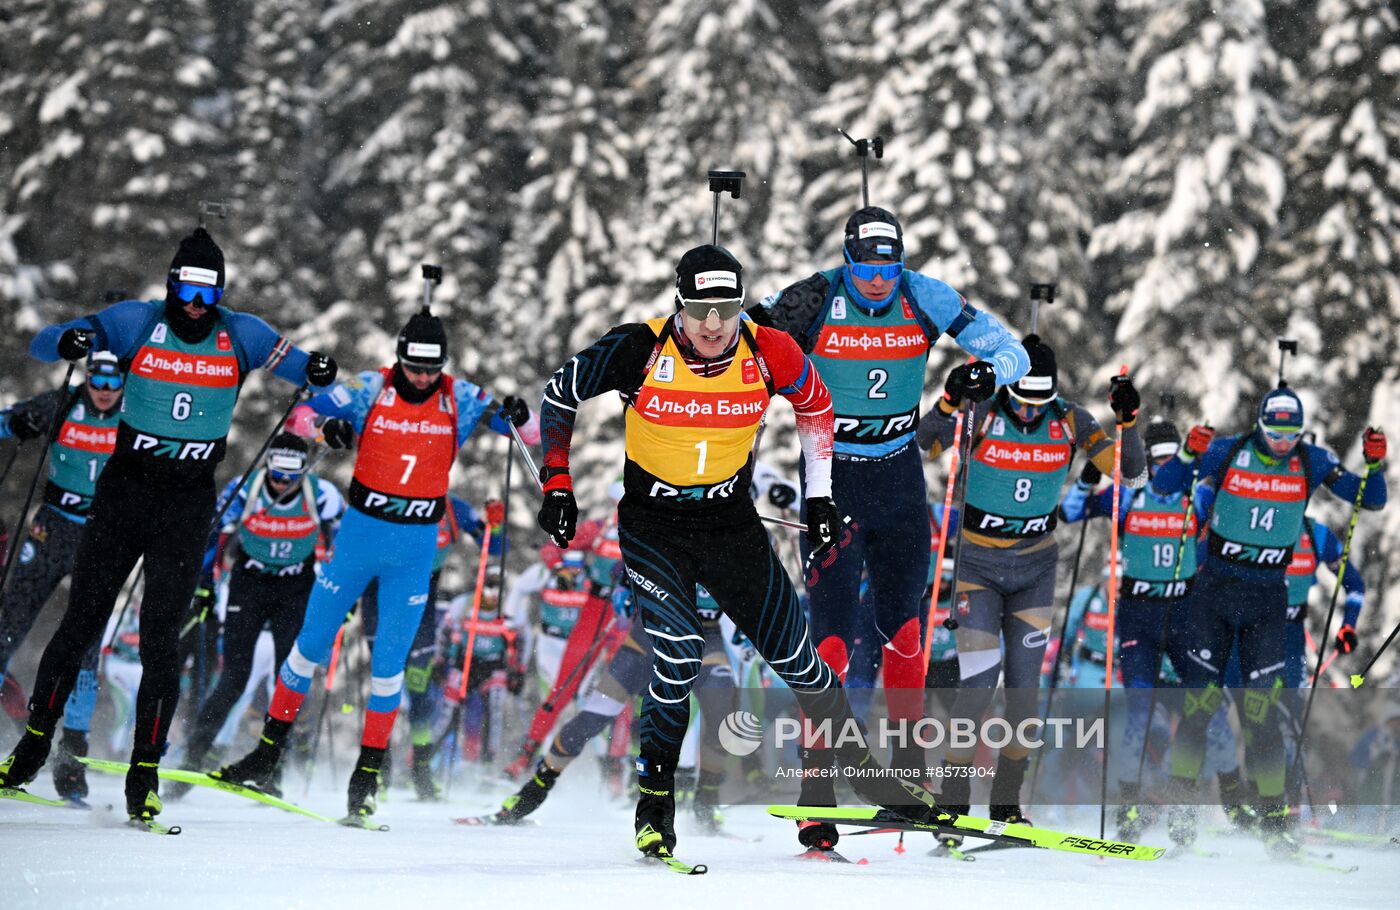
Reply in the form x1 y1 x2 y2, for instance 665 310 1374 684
214 304 537 820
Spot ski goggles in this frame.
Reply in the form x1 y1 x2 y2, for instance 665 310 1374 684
399 361 443 377
676 293 745 322
267 451 307 484
170 280 224 307
844 250 904 283
1258 422 1302 452
88 373 125 391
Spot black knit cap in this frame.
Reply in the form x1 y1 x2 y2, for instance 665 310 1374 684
266 432 309 477
168 227 225 288
1144 418 1182 458
1008 334 1058 404
676 245 743 300
844 206 904 262
397 307 448 369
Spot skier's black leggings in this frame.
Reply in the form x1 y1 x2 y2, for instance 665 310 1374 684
185 559 314 759
28 461 214 758
619 497 917 804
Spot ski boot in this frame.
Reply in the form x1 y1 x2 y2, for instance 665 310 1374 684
1258 803 1300 860
347 746 386 819
988 754 1033 826
1115 781 1157 842
933 761 972 850
1166 777 1199 847
795 746 839 850
502 737 540 782
674 766 697 807
125 748 162 822
211 717 291 796
411 744 441 801
0 722 54 788
495 759 560 824
693 768 724 835
166 735 215 801
634 757 677 857
51 728 90 805
891 741 927 787
1218 769 1260 833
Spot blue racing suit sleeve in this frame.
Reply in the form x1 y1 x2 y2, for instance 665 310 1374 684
1060 483 1116 523
1303 442 1387 511
1313 521 1367 627
307 371 383 433
31 300 163 362
223 310 327 389
452 378 497 445
904 272 1030 386
1153 436 1235 497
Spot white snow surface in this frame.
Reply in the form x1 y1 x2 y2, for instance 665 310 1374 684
2 762 1395 910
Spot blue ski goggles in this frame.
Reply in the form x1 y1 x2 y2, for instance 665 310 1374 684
844 250 904 283
1258 422 1302 454
170 280 224 307
88 373 125 391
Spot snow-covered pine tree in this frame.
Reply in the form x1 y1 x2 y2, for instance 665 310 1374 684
318 1 533 375
594 0 823 487
1268 0 1400 670
0 0 224 329
806 0 1022 312
1268 0 1398 435
1089 0 1290 423
1004 0 1130 397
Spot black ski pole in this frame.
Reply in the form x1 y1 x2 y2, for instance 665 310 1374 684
0 443 22 492
1289 467 1371 797
203 384 311 538
0 363 76 600
941 381 989 634
1350 614 1400 689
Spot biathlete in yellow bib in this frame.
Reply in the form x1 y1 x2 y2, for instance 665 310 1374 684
534 244 952 862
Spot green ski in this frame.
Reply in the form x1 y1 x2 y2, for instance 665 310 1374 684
79 757 341 825
641 848 708 875
1 786 70 808
768 805 1166 862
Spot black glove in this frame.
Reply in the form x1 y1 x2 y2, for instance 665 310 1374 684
537 488 578 548
767 481 798 510
10 408 46 441
506 667 525 696
1109 375 1140 424
498 395 530 428
806 496 841 559
1079 460 1102 486
322 418 355 450
57 328 93 362
305 351 338 387
944 360 997 406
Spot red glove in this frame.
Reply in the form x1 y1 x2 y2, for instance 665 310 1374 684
1334 625 1358 655
1184 424 1215 459
1363 427 1386 465
485 499 506 528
